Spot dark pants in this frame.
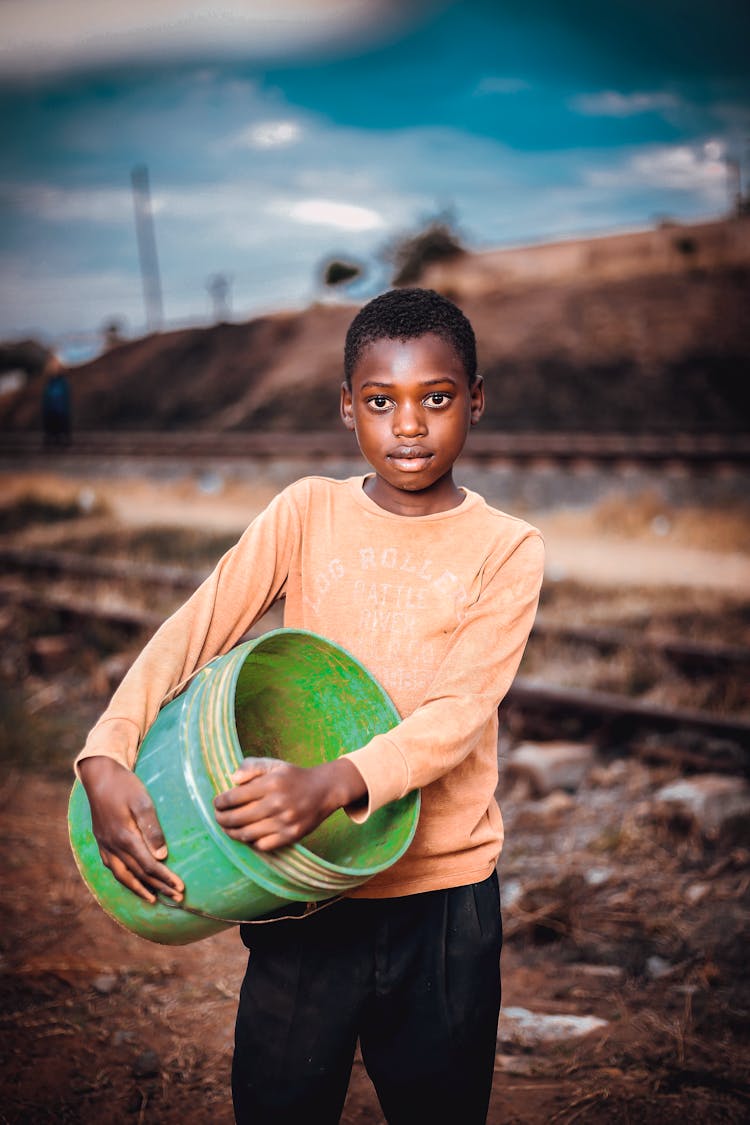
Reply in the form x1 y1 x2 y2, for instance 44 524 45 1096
233 872 502 1124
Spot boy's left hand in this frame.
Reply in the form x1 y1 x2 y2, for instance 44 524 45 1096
213 756 366 851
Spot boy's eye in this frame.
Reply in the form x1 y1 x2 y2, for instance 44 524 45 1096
424 392 450 408
368 395 391 411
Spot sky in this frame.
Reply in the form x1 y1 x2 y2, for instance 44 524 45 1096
1 0 748 355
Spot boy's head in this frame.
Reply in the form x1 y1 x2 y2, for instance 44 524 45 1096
344 287 477 386
340 287 484 515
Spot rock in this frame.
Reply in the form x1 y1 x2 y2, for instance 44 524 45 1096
132 1049 160 1078
498 1007 608 1049
513 789 575 830
494 1054 540 1075
685 882 710 905
500 877 523 909
569 964 624 981
646 955 673 980
504 741 595 796
89 653 132 696
92 973 118 995
28 635 73 676
584 865 613 887
652 775 750 839
589 760 629 788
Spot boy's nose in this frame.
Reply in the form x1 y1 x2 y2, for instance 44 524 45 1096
393 402 426 437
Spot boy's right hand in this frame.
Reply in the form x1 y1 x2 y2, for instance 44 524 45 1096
78 756 184 905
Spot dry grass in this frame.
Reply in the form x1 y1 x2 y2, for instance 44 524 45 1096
590 490 750 554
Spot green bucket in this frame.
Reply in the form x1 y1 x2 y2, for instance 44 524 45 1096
69 629 419 945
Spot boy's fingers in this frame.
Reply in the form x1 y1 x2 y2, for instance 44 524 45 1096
231 757 280 784
215 792 289 829
214 775 271 811
132 802 168 860
224 815 300 849
253 831 293 852
117 832 184 897
101 850 157 904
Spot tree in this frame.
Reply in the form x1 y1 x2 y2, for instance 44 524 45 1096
382 212 466 286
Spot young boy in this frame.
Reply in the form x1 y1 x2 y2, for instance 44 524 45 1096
77 288 544 1124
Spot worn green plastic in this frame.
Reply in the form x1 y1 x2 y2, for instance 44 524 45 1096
69 629 419 945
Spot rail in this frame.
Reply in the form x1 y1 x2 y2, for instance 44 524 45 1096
3 430 750 467
3 545 747 770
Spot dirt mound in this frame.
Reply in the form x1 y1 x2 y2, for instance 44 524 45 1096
2 231 749 435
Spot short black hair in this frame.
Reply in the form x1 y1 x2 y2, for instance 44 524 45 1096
344 287 477 385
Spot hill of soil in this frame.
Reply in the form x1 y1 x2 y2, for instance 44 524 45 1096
2 221 749 435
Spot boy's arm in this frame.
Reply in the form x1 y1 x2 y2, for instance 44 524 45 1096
77 488 297 773
214 531 543 844
77 489 299 898
341 531 544 820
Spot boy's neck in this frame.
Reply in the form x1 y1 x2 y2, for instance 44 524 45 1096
363 471 466 516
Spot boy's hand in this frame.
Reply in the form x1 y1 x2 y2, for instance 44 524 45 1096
78 756 184 905
213 757 366 851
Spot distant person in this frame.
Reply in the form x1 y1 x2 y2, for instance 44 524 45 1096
41 356 71 446
75 288 544 1124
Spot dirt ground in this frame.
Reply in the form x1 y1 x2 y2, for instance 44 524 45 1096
1 469 749 1123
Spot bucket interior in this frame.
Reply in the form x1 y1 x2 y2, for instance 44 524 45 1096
231 631 416 872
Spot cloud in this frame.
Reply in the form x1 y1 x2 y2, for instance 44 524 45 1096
267 197 385 231
0 254 142 339
584 141 730 203
1 182 135 224
571 90 681 118
0 0 410 77
230 120 303 149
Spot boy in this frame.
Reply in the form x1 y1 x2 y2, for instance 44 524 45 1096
77 288 544 1124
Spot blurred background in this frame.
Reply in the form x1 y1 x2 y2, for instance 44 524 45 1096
1 2 749 1122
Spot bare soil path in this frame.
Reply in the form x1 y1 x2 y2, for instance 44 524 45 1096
1 468 748 1122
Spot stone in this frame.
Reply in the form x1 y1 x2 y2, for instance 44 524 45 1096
132 1049 160 1078
497 1006 608 1049
494 1054 541 1076
569 964 624 981
685 882 710 905
652 775 750 838
646 955 673 980
89 653 132 697
92 973 118 995
28 635 73 676
584 866 613 887
504 741 595 796
513 789 575 830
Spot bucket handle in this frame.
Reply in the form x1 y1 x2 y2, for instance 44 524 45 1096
155 891 344 926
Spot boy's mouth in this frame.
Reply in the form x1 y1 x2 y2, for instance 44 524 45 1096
387 445 433 471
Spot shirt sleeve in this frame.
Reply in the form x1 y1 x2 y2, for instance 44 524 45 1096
76 487 300 774
342 531 544 819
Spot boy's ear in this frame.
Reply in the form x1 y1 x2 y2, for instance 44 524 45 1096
340 381 356 431
470 375 485 426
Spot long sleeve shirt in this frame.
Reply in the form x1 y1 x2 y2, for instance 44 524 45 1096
79 475 544 897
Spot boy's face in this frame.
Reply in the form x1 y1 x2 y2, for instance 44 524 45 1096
340 332 484 515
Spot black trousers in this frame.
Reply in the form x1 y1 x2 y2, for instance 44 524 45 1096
233 872 502 1124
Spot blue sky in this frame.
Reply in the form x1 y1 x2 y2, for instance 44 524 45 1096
0 0 748 353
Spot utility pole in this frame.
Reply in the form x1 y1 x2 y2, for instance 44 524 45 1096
131 164 164 332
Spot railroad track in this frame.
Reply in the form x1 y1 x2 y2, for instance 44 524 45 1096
532 617 750 671
3 430 750 469
3 545 748 770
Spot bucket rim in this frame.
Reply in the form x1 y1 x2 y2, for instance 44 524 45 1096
192 628 420 880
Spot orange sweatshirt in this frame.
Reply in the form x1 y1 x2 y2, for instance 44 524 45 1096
79 475 544 897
